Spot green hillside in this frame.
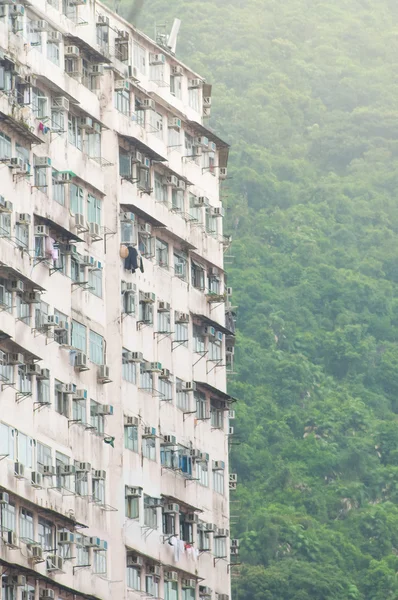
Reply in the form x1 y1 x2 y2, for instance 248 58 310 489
121 1 398 598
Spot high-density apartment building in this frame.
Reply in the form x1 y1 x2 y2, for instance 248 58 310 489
0 1 237 600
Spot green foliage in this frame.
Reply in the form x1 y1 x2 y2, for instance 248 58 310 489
111 0 398 597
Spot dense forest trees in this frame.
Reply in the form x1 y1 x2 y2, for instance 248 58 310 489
116 1 398 598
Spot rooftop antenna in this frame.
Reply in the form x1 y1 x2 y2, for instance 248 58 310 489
167 18 181 55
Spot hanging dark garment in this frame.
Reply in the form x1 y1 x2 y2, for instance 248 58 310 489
124 247 139 272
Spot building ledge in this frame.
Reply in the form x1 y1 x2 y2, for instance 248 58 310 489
0 264 46 291
65 34 112 64
34 214 85 243
0 336 42 362
0 111 43 146
194 381 237 403
192 313 234 337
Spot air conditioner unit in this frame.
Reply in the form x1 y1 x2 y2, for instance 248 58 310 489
186 513 199 524
184 381 196 392
188 78 202 89
226 346 235 355
168 117 181 130
40 591 55 600
228 409 236 420
75 213 86 228
33 19 48 31
146 565 161 577
203 326 216 338
125 486 143 498
144 361 162 372
89 222 101 237
75 461 90 472
14 462 25 478
64 383 76 394
129 352 144 362
97 14 109 24
91 64 104 75
160 368 171 379
205 523 217 532
162 434 176 445
219 168 228 180
16 213 31 225
177 179 186 190
30 471 43 487
120 211 135 222
29 544 43 560
0 492 9 504
208 141 216 153
58 531 75 545
149 53 165 65
215 528 229 538
24 291 41 304
35 156 51 168
165 174 179 187
26 363 41 376
51 96 69 111
10 4 24 15
115 79 130 91
141 98 155 110
164 571 179 582
34 225 50 236
158 301 170 312
127 555 143 567
44 315 59 327
96 403 114 416
143 426 156 438
212 460 225 471
75 352 88 370
228 426 234 435
48 30 62 43
199 452 210 463
124 415 139 427
229 473 237 483
182 579 196 589
171 65 183 76
42 465 56 476
175 312 189 323
78 117 93 130
11 575 26 587
74 389 87 401
212 207 225 217
46 555 64 572
9 157 24 170
117 29 129 40
217 331 223 342
7 352 24 365
199 586 212 597
164 502 179 514
142 292 156 303
3 530 18 546
98 365 111 382
139 223 152 236
84 536 101 547
92 469 106 480
65 45 80 57
57 464 75 475
0 199 12 212
195 136 209 148
195 196 209 207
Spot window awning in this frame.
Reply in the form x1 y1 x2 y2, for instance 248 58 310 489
161 494 202 513
0 336 42 362
120 201 166 228
163 229 196 252
0 111 43 146
117 132 167 162
186 120 230 149
194 381 237 403
65 35 112 64
34 75 79 105
34 214 84 243
191 313 235 337
0 264 46 291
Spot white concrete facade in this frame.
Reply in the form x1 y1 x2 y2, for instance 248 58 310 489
0 2 236 600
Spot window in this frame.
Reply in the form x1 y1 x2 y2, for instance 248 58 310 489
34 158 47 188
124 425 138 452
68 114 83 150
155 239 169 267
91 400 105 434
176 379 189 411
2 577 16 600
119 150 132 178
47 41 60 65
168 126 180 149
114 89 130 115
138 231 153 258
121 219 136 245
71 258 86 283
56 450 74 491
191 261 205 289
162 511 176 535
189 193 202 222
149 64 165 84
127 565 141 590
138 300 153 325
37 442 51 474
142 437 156 461
52 171 65 205
1 502 15 532
70 184 84 215
133 43 146 74
205 208 217 236
71 320 86 352
31 88 48 119
94 550 107 574
157 311 171 333
144 496 158 529
188 88 200 112
0 423 15 459
38 518 53 551
179 512 193 543
19 508 34 542
140 365 153 391
17 433 33 467
211 405 224 429
175 322 188 347
195 391 208 420
125 490 139 519
185 133 194 156
208 339 222 361
137 165 151 191
54 310 68 344
182 589 195 600
75 467 89 496
193 325 205 353
16 295 30 324
154 172 168 204
87 194 102 226
54 380 69 417
123 289 136 315
171 189 184 211
0 280 12 312
158 377 172 401
170 75 182 99
213 470 224 495
179 451 192 477
96 23 109 50
208 273 221 294
51 109 65 133
73 398 87 424
0 66 12 93
0 213 11 238
87 131 101 159
122 351 136 383
164 581 178 600
17 365 31 394
149 110 163 140
92 474 106 504
15 143 30 171
197 526 210 551
214 536 227 558
14 223 29 249
146 575 159 598
0 132 11 159
160 446 179 470
89 330 104 365
89 268 103 298
76 534 89 566
204 150 216 175
196 462 209 487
